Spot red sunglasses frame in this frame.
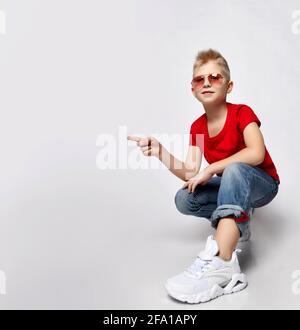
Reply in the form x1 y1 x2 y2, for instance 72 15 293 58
191 73 224 89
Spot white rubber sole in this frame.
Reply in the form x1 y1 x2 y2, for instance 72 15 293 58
165 273 248 304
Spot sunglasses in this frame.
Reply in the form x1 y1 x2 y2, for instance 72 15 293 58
191 73 224 89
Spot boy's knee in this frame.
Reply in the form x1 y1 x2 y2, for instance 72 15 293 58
174 188 193 215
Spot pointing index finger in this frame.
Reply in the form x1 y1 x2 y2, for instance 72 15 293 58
127 135 141 142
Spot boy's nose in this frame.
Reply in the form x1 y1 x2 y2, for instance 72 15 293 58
203 77 211 87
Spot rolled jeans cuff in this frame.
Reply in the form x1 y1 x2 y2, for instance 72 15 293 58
210 204 250 229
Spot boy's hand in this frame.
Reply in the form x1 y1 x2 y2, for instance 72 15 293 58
127 135 161 158
182 168 213 193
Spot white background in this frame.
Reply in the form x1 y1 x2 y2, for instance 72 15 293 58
0 0 299 309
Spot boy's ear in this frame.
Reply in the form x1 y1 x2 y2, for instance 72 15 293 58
227 80 234 94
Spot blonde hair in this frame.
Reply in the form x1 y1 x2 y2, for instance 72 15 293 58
193 48 231 80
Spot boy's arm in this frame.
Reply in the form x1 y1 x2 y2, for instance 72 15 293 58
127 135 201 181
206 122 266 175
158 144 202 181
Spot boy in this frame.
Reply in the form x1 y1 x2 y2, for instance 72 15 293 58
127 49 280 304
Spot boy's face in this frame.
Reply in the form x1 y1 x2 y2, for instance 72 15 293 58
191 60 233 105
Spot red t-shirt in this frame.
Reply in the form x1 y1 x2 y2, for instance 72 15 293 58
189 102 280 184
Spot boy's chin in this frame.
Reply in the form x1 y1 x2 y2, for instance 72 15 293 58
199 97 218 104
198 96 225 105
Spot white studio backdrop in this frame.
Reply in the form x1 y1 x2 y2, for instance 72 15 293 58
0 0 299 309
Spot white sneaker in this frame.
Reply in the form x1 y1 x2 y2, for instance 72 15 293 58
238 208 255 243
165 235 247 304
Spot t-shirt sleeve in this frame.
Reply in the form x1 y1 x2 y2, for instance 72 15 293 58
189 124 197 146
237 105 261 133
189 121 204 151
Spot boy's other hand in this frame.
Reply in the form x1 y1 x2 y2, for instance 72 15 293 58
127 135 161 158
182 168 213 193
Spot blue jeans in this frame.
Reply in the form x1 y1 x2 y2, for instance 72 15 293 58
174 162 280 237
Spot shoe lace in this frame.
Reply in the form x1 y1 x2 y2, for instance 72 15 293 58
185 257 213 276
186 248 242 277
